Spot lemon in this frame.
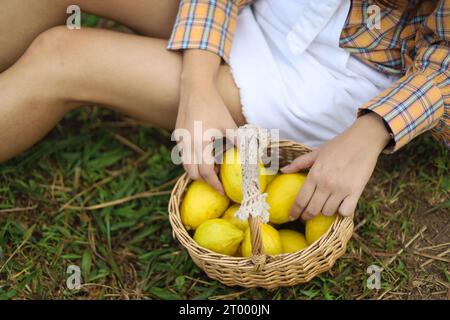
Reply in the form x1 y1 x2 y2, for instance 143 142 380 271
181 180 230 230
194 219 244 255
262 168 278 185
266 173 307 224
305 213 337 244
221 204 249 231
279 230 308 253
241 223 282 257
220 148 267 203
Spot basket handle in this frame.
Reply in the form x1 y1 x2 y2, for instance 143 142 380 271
249 216 266 271
234 125 271 271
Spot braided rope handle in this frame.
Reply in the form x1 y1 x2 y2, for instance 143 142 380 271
234 125 271 271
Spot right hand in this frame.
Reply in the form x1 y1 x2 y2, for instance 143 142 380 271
175 50 237 194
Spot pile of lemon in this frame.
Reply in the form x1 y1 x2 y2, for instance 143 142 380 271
181 148 336 257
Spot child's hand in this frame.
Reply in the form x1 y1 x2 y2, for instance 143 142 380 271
282 112 391 220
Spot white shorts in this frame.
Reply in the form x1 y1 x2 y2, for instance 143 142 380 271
229 0 398 148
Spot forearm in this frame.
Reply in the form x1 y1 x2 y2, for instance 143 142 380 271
181 49 221 87
179 49 221 113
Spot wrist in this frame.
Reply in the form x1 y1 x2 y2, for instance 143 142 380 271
181 49 221 85
352 112 392 152
180 72 216 90
179 78 217 113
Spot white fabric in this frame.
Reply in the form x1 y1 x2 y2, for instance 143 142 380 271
229 0 399 148
235 125 270 223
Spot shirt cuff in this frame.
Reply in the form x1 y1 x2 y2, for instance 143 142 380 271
167 0 239 63
358 71 445 153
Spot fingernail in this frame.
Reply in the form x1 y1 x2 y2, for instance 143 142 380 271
280 165 289 173
289 210 297 221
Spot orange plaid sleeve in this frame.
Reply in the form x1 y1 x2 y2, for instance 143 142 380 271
168 0 252 63
358 1 450 153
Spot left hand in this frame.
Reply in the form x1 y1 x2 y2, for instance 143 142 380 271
282 112 392 220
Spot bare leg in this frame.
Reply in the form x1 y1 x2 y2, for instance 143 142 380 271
0 0 68 71
0 0 180 72
0 27 244 162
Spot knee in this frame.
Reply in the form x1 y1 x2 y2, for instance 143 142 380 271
16 26 82 110
21 26 77 67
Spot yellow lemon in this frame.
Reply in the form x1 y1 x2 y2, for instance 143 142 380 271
194 219 244 255
220 148 267 203
266 173 307 224
221 204 249 231
241 224 282 257
279 230 308 253
181 180 230 230
262 168 278 185
305 213 337 244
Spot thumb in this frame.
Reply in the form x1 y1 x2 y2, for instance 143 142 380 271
281 150 318 173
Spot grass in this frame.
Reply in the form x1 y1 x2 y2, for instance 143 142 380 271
0 16 449 300
0 107 448 300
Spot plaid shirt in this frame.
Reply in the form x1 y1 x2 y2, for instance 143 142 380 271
168 0 450 152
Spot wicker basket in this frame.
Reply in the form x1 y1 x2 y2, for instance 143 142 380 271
168 140 354 289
